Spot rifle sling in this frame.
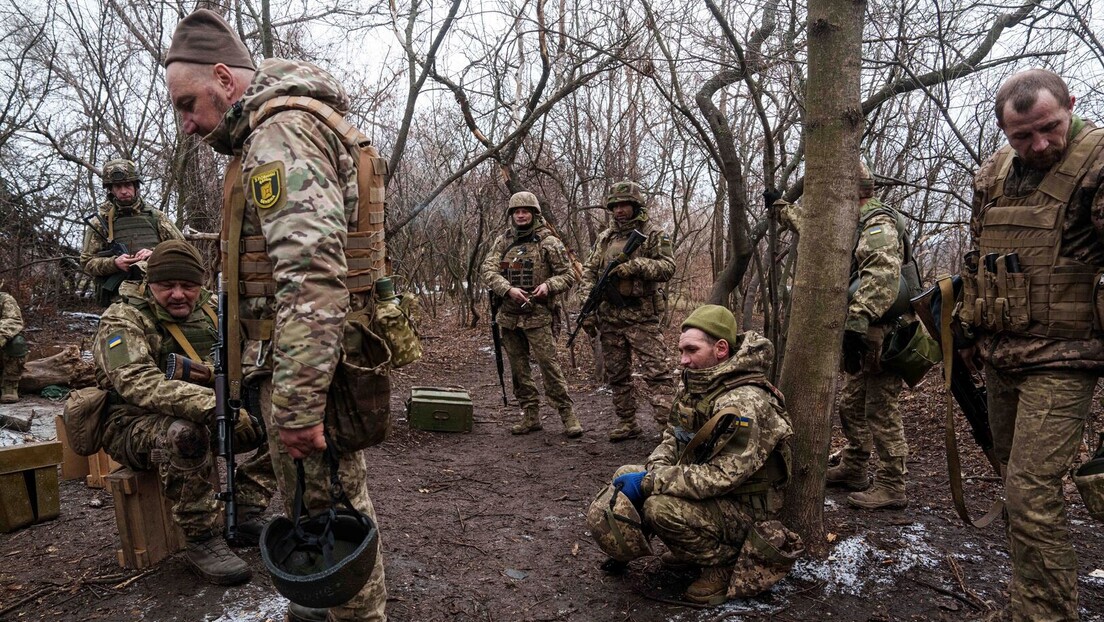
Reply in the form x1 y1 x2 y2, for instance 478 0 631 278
163 305 218 363
223 157 245 403
939 276 1004 528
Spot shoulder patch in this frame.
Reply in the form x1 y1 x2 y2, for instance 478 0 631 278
863 225 890 249
249 161 286 210
104 331 133 370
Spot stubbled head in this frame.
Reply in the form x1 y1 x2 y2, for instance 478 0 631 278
995 69 1075 170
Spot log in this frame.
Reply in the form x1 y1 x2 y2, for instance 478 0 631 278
18 345 97 393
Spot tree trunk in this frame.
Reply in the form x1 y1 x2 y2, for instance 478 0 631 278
778 0 866 557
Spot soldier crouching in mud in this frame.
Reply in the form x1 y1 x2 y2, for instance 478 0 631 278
588 304 803 605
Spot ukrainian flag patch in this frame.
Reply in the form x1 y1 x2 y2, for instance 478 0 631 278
737 416 751 427
108 335 123 349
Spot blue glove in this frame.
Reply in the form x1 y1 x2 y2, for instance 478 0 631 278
613 471 647 507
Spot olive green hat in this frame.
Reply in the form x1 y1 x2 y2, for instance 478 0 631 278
166 9 255 70
681 304 738 345
147 240 206 284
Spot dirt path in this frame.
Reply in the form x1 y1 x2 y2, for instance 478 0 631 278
1 307 1102 621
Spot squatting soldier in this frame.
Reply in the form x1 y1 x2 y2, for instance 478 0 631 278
964 68 1104 621
92 241 273 585
0 288 28 403
595 305 802 605
827 162 915 510
167 10 388 622
79 159 184 306
579 181 675 441
480 191 582 437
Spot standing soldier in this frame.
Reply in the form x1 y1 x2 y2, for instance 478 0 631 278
964 68 1104 621
0 287 28 403
79 159 184 306
166 10 387 622
480 191 581 437
579 181 675 441
826 162 914 510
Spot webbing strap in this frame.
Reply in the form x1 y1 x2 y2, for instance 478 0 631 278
939 276 1004 528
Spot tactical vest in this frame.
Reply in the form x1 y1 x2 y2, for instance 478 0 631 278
107 205 161 254
500 231 550 289
132 298 218 370
972 127 1104 339
848 201 921 323
604 229 656 299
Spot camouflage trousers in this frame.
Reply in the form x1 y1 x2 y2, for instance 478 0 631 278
1 352 24 387
102 409 275 540
598 319 674 426
986 365 1093 622
837 365 907 487
500 322 572 414
259 380 387 622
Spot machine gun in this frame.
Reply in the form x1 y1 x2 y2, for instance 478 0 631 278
489 294 508 406
212 280 242 544
567 229 647 347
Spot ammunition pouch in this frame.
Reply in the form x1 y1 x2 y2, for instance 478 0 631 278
325 309 392 455
880 320 940 388
62 386 109 456
373 293 422 369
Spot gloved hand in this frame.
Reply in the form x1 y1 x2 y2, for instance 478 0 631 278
234 409 265 451
842 329 870 375
611 261 633 279
613 471 648 507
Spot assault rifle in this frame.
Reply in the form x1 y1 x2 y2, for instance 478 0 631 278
84 213 130 259
489 294 508 406
164 353 214 386
212 280 242 544
567 229 647 347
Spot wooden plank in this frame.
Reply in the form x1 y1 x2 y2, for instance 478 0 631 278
0 472 34 532
33 467 60 522
86 450 121 489
55 415 91 481
107 467 185 569
0 442 63 476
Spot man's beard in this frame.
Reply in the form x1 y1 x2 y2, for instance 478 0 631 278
1021 144 1063 170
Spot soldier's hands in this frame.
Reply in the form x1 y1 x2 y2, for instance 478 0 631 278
506 287 530 306
279 423 327 459
842 329 869 375
611 263 632 279
133 248 153 261
113 254 143 272
531 283 550 300
613 471 647 508
234 409 264 451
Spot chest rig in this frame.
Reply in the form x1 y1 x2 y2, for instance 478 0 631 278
133 298 219 370
969 127 1104 339
604 229 655 299
106 204 161 253
499 232 549 290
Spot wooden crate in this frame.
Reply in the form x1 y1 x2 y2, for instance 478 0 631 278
0 442 62 533
86 449 121 489
106 467 185 569
54 414 91 481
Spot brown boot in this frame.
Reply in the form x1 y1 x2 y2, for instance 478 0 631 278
846 482 907 510
826 462 870 491
608 420 642 442
184 535 252 585
684 564 734 605
511 409 543 435
0 382 17 404
560 410 583 438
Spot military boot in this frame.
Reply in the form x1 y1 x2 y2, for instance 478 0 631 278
232 506 267 547
683 564 735 605
847 458 907 510
728 520 804 598
608 420 642 442
560 410 583 438
0 382 17 404
286 603 328 622
184 535 252 585
825 461 870 491
511 409 543 435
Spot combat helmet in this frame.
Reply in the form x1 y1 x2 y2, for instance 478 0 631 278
1074 442 1104 523
101 159 141 188
858 161 874 199
605 180 645 210
507 191 542 217
586 483 652 562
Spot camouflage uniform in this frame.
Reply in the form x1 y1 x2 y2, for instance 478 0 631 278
969 116 1104 622
618 331 792 566
580 208 675 434
0 292 28 402
79 198 184 304
832 199 909 504
480 216 577 433
93 288 273 540
203 58 387 621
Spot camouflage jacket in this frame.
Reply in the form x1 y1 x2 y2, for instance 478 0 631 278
644 331 792 501
0 292 24 347
846 199 905 334
971 117 1104 372
480 222 575 329
204 58 361 429
93 289 217 424
579 214 674 324
79 199 184 278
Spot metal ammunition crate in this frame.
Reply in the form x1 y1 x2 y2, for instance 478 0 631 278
406 386 473 433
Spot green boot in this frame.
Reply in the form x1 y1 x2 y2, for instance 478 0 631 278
561 410 583 438
848 457 907 510
511 409 543 435
826 461 870 491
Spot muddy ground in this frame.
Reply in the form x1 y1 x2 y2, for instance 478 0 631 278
1 305 1103 622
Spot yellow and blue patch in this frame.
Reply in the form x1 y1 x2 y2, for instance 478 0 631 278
736 416 751 428
107 335 123 349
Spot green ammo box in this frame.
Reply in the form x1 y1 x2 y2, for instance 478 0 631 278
407 386 473 433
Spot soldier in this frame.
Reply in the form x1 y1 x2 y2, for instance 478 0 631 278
480 191 582 437
166 10 388 622
595 305 801 605
79 159 184 306
963 68 1104 621
826 162 914 510
0 287 28 403
92 241 272 585
579 181 676 441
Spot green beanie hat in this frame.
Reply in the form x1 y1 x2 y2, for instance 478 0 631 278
681 304 738 345
147 240 206 284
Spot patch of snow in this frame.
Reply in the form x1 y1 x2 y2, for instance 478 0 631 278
788 523 941 596
206 586 288 621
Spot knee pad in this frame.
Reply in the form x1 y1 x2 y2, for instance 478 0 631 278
166 419 210 470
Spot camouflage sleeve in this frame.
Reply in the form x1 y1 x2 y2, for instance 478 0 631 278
618 228 675 282
645 428 678 469
79 221 122 277
846 213 903 334
542 235 576 295
480 235 512 298
244 112 350 429
154 210 185 245
0 294 23 344
647 386 787 500
578 233 608 293
92 305 214 423
1087 156 1104 242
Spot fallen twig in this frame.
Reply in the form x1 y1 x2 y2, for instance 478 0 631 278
909 575 982 611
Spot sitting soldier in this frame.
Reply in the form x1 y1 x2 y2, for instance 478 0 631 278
0 286 28 403
589 304 803 605
92 240 274 585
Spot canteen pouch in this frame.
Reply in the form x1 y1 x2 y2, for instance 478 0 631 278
63 386 109 456
373 293 423 369
325 310 392 454
880 320 941 388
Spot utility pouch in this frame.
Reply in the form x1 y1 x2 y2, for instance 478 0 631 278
993 258 1010 333
1003 256 1030 332
373 293 423 369
980 255 1000 331
62 386 109 456
961 272 981 328
325 310 392 454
